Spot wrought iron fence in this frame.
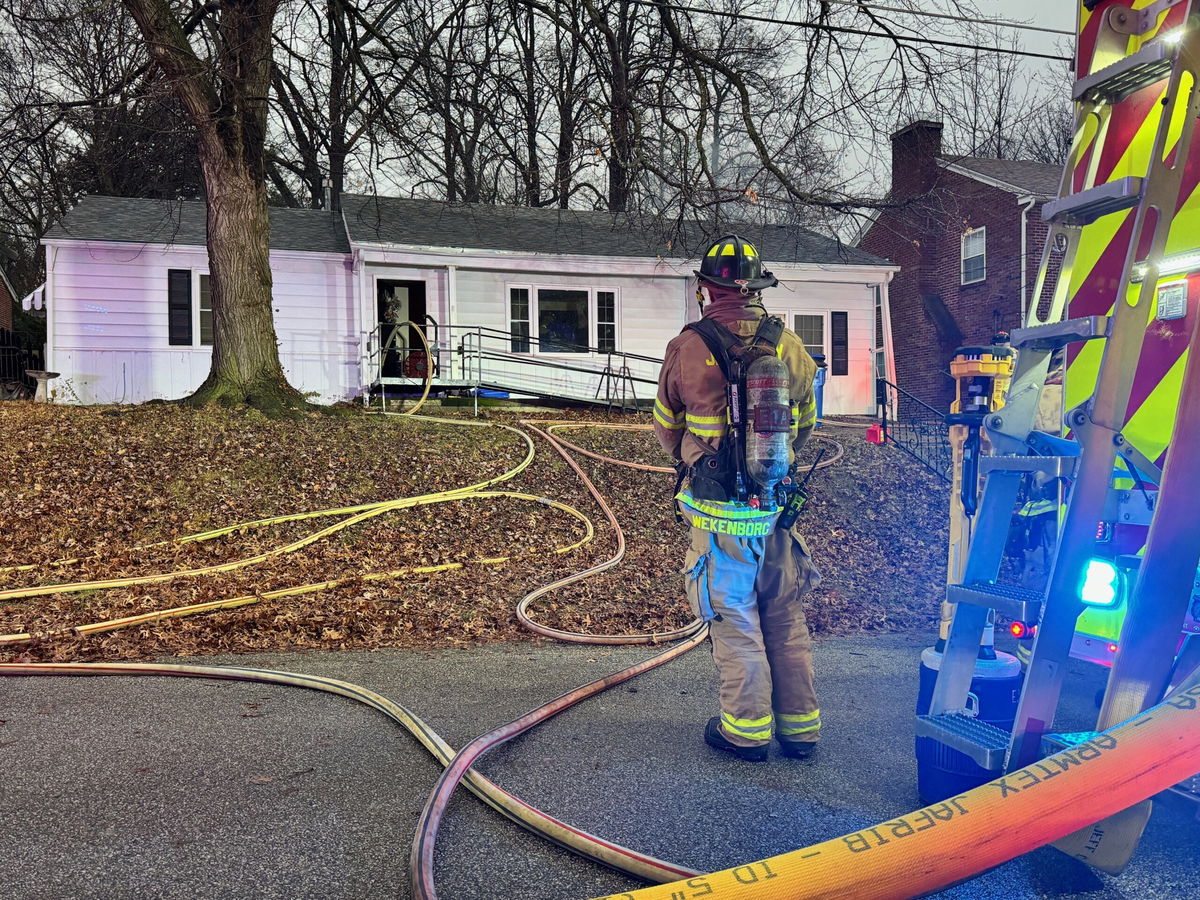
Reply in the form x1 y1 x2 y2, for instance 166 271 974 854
876 378 952 483
0 327 41 399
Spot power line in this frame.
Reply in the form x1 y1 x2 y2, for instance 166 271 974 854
816 1 1075 38
638 0 1075 62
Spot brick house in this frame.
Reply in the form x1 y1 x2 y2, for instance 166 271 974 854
859 121 1062 411
0 265 14 331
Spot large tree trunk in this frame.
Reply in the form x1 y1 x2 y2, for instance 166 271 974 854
187 151 303 413
123 0 310 415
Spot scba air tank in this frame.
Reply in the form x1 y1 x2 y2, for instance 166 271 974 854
744 353 792 490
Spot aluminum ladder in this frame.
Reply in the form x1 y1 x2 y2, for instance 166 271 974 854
916 0 1200 870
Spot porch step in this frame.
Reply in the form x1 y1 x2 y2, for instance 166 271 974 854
1043 176 1143 227
915 713 1008 771
1074 39 1174 103
1010 316 1108 351
946 582 1043 623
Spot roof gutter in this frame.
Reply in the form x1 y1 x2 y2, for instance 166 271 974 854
1018 194 1038 324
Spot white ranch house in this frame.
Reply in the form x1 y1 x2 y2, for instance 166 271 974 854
38 195 898 413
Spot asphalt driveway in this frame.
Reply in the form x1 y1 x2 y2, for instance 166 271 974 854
2 632 1197 900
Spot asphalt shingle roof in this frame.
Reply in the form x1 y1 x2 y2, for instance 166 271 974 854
43 194 891 268
341 194 890 267
43 196 350 254
937 156 1063 199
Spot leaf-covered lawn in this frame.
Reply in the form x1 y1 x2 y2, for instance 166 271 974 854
0 403 948 662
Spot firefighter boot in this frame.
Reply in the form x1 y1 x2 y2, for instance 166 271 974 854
777 738 817 761
704 717 768 762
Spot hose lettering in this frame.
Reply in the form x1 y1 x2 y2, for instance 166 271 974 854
1165 684 1200 710
843 796 971 852
992 735 1121 800
994 777 1019 799
731 862 777 884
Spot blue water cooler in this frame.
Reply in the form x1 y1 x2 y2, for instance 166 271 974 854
914 647 1023 804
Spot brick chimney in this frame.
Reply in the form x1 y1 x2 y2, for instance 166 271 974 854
890 120 943 199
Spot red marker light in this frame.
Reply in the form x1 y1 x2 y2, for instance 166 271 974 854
749 497 761 509
1108 643 1118 653
1011 622 1026 638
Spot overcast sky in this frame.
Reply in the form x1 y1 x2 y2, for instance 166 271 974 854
975 0 1078 56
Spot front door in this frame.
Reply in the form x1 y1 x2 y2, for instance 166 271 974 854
377 279 427 378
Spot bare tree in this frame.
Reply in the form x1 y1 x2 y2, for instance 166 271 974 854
119 0 305 413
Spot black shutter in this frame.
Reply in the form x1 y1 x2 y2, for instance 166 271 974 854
168 269 192 346
831 311 848 376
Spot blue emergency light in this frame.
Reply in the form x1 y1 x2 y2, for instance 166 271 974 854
1080 558 1121 608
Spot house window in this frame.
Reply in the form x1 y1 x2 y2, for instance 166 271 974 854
510 287 531 352
597 291 617 353
506 285 619 353
793 314 825 359
199 274 213 346
167 269 192 346
831 311 849 376
538 288 589 351
167 269 213 347
962 227 986 284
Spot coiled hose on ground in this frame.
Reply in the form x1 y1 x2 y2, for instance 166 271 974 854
4 404 1194 899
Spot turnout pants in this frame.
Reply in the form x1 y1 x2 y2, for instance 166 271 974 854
683 524 821 749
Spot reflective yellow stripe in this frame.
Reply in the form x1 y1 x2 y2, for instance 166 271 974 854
655 409 684 430
778 709 821 736
685 413 727 438
678 494 780 520
655 398 684 430
1018 500 1056 517
722 711 773 740
796 398 817 429
721 243 735 255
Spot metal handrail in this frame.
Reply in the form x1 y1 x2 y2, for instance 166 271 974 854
361 322 662 412
876 377 952 483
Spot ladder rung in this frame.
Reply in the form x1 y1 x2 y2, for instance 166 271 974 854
1010 316 1108 350
979 455 1077 477
1074 39 1174 103
1043 176 1143 226
947 582 1042 622
916 713 1008 770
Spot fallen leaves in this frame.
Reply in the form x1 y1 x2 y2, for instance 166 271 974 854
0 404 949 662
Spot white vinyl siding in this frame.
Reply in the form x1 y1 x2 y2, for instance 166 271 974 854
47 244 357 404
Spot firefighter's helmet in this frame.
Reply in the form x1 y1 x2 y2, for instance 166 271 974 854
695 234 779 293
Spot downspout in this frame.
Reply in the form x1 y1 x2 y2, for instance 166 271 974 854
446 264 457 327
44 244 56 384
881 269 899 387
1018 195 1037 325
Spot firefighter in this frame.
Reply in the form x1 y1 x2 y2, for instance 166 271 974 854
654 234 821 763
